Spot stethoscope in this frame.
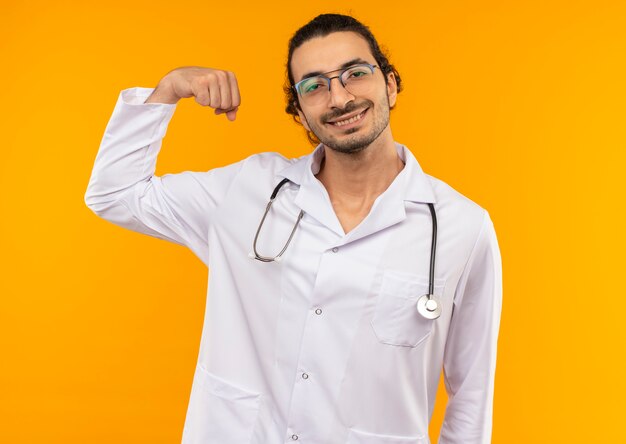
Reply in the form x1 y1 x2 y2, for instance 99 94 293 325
248 178 442 320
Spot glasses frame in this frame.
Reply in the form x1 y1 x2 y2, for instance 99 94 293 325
293 63 379 101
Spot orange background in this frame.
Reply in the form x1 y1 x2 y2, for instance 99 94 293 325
1 1 625 442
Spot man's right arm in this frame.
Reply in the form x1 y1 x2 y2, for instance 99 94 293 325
84 68 243 266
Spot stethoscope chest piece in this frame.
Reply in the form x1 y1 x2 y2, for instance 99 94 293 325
417 294 441 319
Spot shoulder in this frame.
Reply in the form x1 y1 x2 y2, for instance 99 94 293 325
217 150 310 196
424 172 491 237
235 150 311 185
202 151 298 182
240 151 298 170
428 173 485 211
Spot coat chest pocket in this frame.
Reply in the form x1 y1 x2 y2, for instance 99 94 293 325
370 271 446 348
182 364 262 444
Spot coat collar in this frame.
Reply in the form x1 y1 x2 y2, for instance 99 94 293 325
276 142 436 241
277 142 436 204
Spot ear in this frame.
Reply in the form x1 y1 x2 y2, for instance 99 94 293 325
386 72 398 108
295 104 311 132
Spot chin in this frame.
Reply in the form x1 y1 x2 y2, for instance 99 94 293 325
322 136 373 154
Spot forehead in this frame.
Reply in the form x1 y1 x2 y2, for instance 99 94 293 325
291 31 375 82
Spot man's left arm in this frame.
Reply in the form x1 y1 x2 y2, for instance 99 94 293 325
438 210 503 444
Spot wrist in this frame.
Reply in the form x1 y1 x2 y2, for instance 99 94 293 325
145 79 179 104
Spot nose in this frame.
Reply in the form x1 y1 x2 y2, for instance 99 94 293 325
327 75 355 109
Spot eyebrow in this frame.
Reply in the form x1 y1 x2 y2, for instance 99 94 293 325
297 58 371 83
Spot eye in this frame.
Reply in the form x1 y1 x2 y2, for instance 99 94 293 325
305 83 320 93
300 78 326 94
344 66 371 80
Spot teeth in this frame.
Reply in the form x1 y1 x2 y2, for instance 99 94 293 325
332 110 365 126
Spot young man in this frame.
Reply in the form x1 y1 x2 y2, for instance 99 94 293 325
85 13 502 444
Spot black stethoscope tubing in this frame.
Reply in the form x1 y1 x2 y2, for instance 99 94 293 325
251 178 440 318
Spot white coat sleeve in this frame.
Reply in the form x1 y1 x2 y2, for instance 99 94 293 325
84 87 245 267
438 210 503 444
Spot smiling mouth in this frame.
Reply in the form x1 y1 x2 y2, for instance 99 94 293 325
327 108 368 127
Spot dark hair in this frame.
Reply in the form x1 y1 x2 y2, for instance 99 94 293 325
284 13 403 145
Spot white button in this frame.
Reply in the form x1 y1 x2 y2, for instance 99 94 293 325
291 434 299 440
332 247 339 253
315 308 322 315
302 372 309 379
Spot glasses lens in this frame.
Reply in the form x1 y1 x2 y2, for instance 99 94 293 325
295 64 376 106
298 77 327 100
341 64 375 95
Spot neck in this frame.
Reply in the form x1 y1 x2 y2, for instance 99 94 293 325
314 128 405 204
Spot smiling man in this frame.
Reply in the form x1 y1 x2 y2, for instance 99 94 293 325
85 13 502 444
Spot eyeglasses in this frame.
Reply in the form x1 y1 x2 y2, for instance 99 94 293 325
293 63 379 106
